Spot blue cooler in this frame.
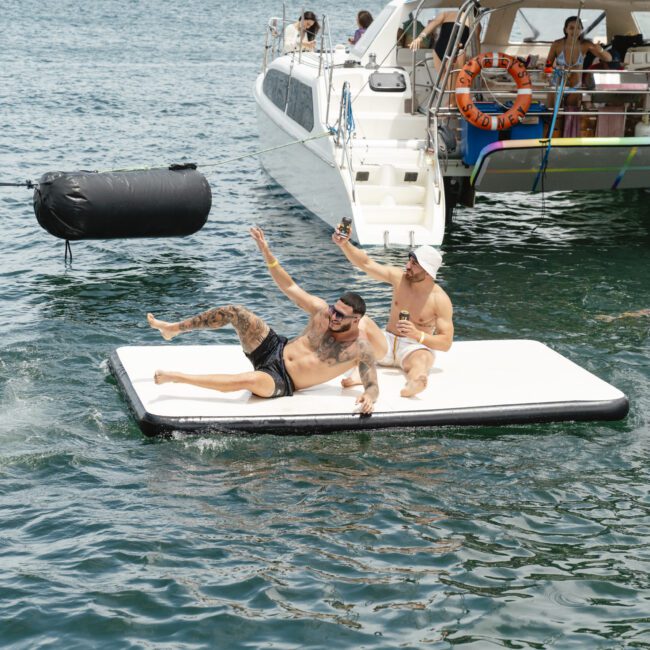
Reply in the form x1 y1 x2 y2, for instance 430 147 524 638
460 102 500 165
510 102 546 141
460 102 547 165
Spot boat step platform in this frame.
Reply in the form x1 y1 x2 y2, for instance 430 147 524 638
109 340 628 437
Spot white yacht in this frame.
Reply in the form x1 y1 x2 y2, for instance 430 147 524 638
254 0 650 246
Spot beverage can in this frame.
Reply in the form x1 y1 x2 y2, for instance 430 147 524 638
338 217 352 236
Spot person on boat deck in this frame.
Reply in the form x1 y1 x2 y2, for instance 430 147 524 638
332 231 454 398
546 15 612 110
283 11 320 54
349 10 373 45
147 293 378 414
409 10 479 72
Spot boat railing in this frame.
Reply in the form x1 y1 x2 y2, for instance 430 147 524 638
427 0 483 117
262 10 344 133
424 65 650 150
261 9 335 78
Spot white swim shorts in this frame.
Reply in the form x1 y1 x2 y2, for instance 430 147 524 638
378 330 433 368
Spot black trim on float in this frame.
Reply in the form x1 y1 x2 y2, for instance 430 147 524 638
108 352 629 438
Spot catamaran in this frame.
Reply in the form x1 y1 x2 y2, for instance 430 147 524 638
254 0 650 246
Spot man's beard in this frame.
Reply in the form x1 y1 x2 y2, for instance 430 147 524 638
405 269 427 283
328 320 352 333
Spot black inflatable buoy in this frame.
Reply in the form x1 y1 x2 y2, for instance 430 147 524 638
33 164 212 240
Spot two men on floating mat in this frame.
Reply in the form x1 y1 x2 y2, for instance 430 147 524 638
147 227 454 413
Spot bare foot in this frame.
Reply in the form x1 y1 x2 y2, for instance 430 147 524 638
400 375 427 397
341 368 362 388
147 313 177 340
154 370 174 384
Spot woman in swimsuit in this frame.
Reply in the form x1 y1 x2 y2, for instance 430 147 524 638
546 15 611 109
409 10 477 71
408 10 479 108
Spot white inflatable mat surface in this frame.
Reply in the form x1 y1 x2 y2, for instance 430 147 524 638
109 340 628 436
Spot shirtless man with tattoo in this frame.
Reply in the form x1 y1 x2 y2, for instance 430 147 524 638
147 291 379 414
249 226 387 361
332 230 453 398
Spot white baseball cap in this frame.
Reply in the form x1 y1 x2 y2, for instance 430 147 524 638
410 246 443 279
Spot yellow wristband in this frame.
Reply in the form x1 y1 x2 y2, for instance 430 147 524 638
267 259 279 269
418 331 425 344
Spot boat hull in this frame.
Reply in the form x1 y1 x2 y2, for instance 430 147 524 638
471 138 650 193
255 102 352 232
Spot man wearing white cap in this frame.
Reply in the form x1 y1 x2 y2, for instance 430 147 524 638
332 232 454 397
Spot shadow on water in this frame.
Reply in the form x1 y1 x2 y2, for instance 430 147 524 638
31 260 211 322
448 189 650 250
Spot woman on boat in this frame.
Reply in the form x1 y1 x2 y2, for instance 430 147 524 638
409 9 480 108
409 10 478 71
283 11 320 54
546 15 612 109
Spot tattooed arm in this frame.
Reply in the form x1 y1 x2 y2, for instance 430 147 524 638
355 339 379 414
250 226 326 315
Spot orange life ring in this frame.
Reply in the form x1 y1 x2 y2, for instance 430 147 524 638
455 52 532 131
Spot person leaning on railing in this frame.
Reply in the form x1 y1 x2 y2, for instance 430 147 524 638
409 9 480 72
283 11 320 54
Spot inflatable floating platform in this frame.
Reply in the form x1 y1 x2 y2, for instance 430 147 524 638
109 341 628 436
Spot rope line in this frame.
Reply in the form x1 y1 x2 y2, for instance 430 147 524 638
200 130 332 169
0 180 35 189
531 0 585 193
0 130 334 188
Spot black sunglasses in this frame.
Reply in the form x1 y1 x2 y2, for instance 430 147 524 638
328 304 356 320
408 252 419 264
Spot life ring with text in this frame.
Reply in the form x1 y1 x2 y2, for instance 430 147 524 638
455 52 532 131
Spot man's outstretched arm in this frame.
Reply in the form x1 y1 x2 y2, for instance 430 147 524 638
250 226 326 315
355 339 379 414
332 230 400 285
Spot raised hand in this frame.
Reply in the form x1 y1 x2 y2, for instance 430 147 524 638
331 229 351 247
250 226 269 254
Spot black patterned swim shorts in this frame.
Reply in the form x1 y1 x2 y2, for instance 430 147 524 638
245 328 295 397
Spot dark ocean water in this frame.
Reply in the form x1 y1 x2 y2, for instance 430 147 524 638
1 1 649 648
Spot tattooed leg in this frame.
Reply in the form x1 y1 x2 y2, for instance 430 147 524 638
154 369 276 397
148 305 269 354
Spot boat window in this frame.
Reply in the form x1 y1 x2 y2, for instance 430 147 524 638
510 9 607 44
263 69 289 111
350 5 395 57
632 12 650 36
286 79 314 132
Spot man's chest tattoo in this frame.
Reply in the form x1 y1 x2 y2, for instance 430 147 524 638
308 329 354 364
